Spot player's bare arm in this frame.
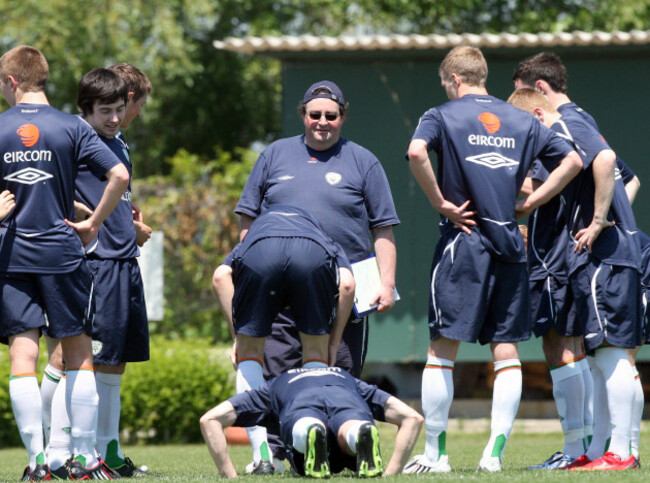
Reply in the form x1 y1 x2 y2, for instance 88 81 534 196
407 139 476 234
66 163 130 246
73 200 93 221
212 264 237 368
371 225 397 313
574 149 616 253
624 174 641 204
200 401 239 478
329 267 355 366
515 151 582 218
0 189 16 221
382 396 424 475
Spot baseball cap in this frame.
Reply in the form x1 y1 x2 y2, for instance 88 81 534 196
302 80 346 107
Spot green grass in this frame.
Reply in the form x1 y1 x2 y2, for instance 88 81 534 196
1 425 648 481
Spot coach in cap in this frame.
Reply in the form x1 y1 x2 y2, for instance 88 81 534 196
233 80 399 472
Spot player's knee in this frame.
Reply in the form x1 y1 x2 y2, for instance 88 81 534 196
339 268 355 296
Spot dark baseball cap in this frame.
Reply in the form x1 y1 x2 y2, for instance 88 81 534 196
302 80 346 107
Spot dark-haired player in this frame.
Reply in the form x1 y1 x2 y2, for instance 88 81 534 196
0 45 129 481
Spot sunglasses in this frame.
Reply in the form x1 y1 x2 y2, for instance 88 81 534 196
308 111 340 121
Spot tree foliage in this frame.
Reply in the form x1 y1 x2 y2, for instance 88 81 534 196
2 1 648 177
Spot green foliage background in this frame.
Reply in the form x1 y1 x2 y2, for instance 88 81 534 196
0 338 235 448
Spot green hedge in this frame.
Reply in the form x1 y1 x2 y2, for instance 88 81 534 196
0 336 235 448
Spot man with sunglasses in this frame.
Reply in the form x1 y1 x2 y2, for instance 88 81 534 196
234 80 399 473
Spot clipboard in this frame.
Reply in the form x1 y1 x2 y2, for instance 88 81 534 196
350 255 400 318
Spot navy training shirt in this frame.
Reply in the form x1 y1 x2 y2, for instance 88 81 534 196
75 132 138 259
235 135 399 263
230 204 350 270
411 94 573 263
558 102 637 184
551 114 640 272
527 160 571 282
0 104 122 273
232 367 391 429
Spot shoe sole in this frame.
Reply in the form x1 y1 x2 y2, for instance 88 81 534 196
304 426 330 478
356 424 383 478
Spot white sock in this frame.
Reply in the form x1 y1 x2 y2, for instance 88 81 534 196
66 369 99 467
586 357 610 460
10 374 44 469
41 364 63 446
344 421 365 454
95 372 123 462
421 356 454 463
292 417 326 454
579 357 594 451
237 359 271 463
302 360 327 369
47 375 72 470
592 348 634 458
482 359 521 461
550 360 585 457
630 366 644 459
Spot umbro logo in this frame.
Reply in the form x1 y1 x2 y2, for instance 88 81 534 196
4 167 53 185
465 152 518 169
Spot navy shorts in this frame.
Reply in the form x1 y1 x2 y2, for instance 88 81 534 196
88 258 149 365
0 261 94 343
570 260 643 353
429 230 530 345
232 387 372 475
641 285 649 343
530 276 579 337
232 237 338 337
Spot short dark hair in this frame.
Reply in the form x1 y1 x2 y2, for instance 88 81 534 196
109 63 152 102
512 52 568 94
77 68 129 116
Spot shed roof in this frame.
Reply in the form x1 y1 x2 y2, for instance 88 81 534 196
213 30 650 56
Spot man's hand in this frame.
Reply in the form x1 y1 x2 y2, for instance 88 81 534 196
574 218 615 253
134 220 152 246
370 284 396 313
0 190 15 221
65 218 99 247
439 199 477 234
74 201 93 221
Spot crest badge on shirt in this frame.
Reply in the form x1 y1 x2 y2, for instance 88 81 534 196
325 172 342 185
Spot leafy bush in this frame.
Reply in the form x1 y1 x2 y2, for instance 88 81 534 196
133 147 257 342
0 337 235 448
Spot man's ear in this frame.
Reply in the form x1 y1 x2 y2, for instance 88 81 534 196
532 107 545 123
127 91 135 103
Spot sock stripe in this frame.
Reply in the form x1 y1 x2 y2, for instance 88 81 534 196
303 358 327 365
10 372 37 379
66 366 95 372
551 356 583 370
425 364 453 370
237 357 264 367
494 365 521 375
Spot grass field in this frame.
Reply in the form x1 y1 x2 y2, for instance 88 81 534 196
0 424 648 481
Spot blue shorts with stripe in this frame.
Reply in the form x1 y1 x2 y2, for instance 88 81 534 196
232 237 338 337
642 284 649 343
0 261 94 343
88 257 149 365
570 260 643 353
428 229 530 345
529 276 579 337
